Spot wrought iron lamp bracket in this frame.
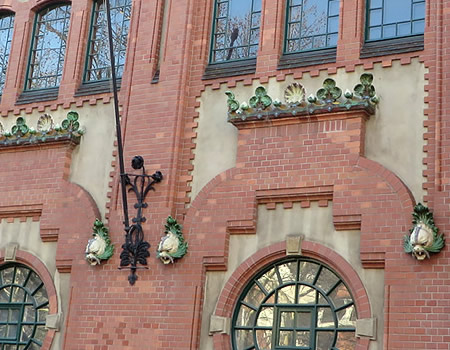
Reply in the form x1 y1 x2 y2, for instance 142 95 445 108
119 156 163 285
103 0 162 285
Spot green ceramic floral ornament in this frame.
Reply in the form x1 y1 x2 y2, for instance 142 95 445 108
11 117 29 137
62 111 80 132
157 216 188 264
225 91 240 113
316 78 342 103
354 73 376 100
404 203 445 260
273 98 282 108
307 94 317 103
249 86 272 110
240 102 249 111
85 219 114 265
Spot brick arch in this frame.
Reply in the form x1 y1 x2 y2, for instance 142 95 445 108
0 7 14 14
30 0 72 13
356 156 415 211
0 250 58 350
212 241 371 350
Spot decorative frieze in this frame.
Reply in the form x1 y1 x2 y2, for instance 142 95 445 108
0 111 84 147
226 73 378 126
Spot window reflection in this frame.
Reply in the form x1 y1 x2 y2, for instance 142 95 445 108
285 0 340 53
0 13 14 95
26 4 71 90
85 0 132 82
232 258 357 350
211 0 261 63
0 264 49 348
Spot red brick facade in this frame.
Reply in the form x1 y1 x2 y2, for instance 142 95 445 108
0 0 449 349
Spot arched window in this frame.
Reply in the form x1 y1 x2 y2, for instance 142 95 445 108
84 0 132 82
284 0 340 54
0 264 49 349
232 258 356 350
25 4 71 90
0 13 15 96
210 0 262 63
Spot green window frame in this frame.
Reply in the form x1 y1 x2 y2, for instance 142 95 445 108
25 3 71 91
0 13 15 96
284 0 340 54
366 0 425 41
209 0 262 64
83 0 132 82
0 264 50 349
232 258 357 350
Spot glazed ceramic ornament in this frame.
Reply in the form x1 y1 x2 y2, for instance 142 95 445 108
404 203 445 260
284 83 305 106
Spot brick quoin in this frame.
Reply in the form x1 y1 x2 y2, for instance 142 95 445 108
0 0 449 349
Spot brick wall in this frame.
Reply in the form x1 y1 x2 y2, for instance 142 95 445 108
0 0 448 349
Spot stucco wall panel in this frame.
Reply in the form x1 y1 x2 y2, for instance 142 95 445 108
191 60 425 203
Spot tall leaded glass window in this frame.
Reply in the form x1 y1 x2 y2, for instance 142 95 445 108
84 0 132 82
0 13 14 96
285 0 340 54
0 264 49 349
25 4 71 90
232 258 357 350
210 0 261 63
366 0 425 41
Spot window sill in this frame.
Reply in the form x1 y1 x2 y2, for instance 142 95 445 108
278 48 337 70
203 58 256 80
360 35 424 59
16 87 59 105
74 79 122 97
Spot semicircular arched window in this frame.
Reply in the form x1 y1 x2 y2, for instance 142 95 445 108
232 258 357 350
0 264 49 349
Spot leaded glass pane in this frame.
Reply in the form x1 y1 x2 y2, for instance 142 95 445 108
0 13 14 95
278 330 293 346
329 282 352 309
255 329 272 350
0 265 49 348
336 331 357 349
257 307 274 327
285 0 340 53
210 0 262 63
317 307 334 328
243 284 265 307
316 331 334 350
235 329 253 350
232 258 357 350
236 305 256 327
278 285 296 304
296 331 309 346
298 285 316 304
366 0 425 41
337 305 356 328
84 0 132 82
26 4 71 90
280 311 294 328
315 267 339 294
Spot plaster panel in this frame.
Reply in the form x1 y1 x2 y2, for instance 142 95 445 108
200 203 384 349
191 59 425 202
68 102 116 219
191 85 239 199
